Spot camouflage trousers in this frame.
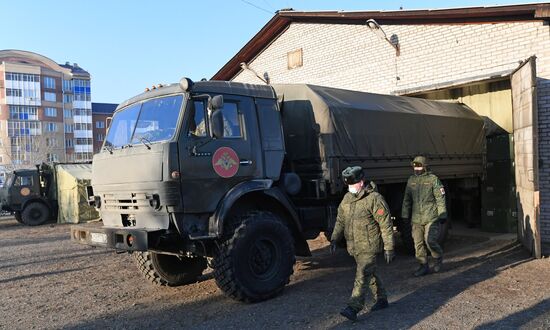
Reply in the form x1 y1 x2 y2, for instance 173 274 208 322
348 253 386 312
412 221 443 264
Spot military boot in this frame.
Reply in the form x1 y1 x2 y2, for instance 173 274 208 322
370 298 389 312
414 263 429 277
433 257 443 273
340 306 358 322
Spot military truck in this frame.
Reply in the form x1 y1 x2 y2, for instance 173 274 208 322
71 79 484 302
0 162 98 226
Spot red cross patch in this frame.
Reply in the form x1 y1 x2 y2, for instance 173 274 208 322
377 209 385 216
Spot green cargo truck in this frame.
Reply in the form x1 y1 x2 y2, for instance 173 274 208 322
71 79 485 302
0 163 99 225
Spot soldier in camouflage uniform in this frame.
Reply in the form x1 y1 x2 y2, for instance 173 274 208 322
401 156 447 277
330 166 395 322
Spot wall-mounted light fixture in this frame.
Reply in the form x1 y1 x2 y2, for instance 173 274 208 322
366 19 400 56
240 62 270 84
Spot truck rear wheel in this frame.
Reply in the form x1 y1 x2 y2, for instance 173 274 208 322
213 211 295 303
21 202 50 226
134 251 207 287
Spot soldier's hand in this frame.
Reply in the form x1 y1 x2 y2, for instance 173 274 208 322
329 241 338 254
384 250 395 264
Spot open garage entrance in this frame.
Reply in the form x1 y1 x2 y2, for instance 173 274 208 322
406 58 541 257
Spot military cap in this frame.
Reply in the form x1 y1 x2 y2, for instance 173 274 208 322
342 166 364 185
412 155 427 167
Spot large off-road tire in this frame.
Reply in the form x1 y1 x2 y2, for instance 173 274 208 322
21 202 50 226
134 251 207 286
14 211 23 224
213 211 295 303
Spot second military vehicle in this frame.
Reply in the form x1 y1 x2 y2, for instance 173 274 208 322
1 162 98 225
71 79 484 302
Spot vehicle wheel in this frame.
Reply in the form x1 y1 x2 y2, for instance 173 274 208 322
213 211 295 303
21 202 50 226
134 251 207 286
14 211 23 224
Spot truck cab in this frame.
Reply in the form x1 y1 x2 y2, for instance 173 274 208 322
0 167 55 225
73 79 301 302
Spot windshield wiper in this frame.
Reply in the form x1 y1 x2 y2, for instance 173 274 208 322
103 144 114 154
138 137 151 150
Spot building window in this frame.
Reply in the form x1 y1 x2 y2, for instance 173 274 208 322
46 122 57 132
63 94 74 103
287 48 303 70
45 107 57 117
6 73 39 82
64 109 72 118
63 79 73 92
74 123 92 130
6 88 22 97
96 121 105 129
44 92 56 102
9 106 38 120
44 77 56 89
8 121 41 136
96 133 104 142
65 139 74 148
47 153 59 162
46 138 58 147
64 124 73 133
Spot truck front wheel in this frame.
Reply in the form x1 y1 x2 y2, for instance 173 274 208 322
134 251 207 286
213 211 295 303
21 202 50 226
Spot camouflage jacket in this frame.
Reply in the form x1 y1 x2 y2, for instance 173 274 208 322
331 182 394 256
401 172 447 225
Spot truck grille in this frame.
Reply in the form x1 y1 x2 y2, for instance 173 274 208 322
103 193 150 211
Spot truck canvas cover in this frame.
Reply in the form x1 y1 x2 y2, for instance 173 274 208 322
273 84 485 186
56 163 100 224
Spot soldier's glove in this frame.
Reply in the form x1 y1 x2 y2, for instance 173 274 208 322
329 241 338 254
439 212 447 225
384 250 395 264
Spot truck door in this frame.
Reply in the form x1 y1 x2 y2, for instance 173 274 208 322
179 94 262 213
511 56 541 258
10 172 38 207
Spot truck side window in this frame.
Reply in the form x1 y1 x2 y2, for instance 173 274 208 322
189 100 207 137
14 176 33 187
221 102 242 138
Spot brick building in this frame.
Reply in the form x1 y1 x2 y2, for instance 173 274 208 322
213 4 550 256
91 102 117 154
0 50 94 169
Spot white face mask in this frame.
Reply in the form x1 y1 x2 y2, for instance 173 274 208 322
348 182 363 194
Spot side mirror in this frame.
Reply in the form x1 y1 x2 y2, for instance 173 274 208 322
209 95 224 110
210 109 224 139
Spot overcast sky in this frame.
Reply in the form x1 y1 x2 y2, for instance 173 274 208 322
1 0 544 103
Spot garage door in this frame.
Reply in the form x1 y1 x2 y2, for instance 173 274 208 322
511 56 541 258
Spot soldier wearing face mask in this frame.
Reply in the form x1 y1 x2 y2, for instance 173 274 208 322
401 156 447 277
330 166 395 322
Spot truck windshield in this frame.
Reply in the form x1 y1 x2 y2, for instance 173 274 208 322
104 94 184 149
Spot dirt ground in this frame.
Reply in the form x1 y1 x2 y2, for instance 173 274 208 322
1 217 550 330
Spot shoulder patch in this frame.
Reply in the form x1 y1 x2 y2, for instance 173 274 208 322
440 187 445 195
376 209 385 216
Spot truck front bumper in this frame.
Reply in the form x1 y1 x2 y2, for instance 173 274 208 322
71 224 163 251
